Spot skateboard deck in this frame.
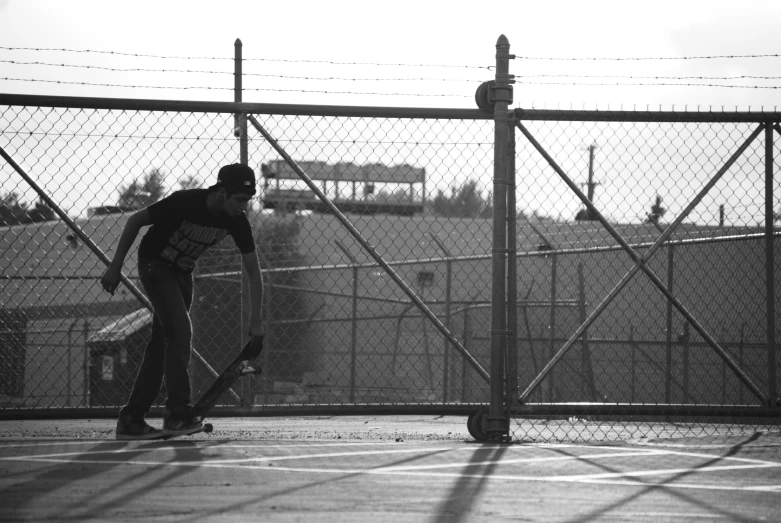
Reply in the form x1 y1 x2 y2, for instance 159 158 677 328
161 336 263 440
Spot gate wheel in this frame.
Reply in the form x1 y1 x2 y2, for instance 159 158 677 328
474 81 495 112
467 407 490 442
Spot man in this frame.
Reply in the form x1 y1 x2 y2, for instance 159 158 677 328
101 163 264 440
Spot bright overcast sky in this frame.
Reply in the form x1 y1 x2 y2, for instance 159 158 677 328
3 0 781 110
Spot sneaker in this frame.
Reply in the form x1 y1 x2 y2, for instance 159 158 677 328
115 414 163 441
162 407 203 437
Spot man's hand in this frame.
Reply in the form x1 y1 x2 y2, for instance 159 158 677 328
249 317 264 338
100 265 122 295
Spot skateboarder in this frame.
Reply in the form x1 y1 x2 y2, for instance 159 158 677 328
100 164 264 440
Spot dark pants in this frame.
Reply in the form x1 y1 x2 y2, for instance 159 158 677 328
120 259 193 418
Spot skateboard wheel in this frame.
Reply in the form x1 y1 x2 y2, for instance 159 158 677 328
203 423 214 433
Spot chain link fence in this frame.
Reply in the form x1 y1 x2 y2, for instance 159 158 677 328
1 93 778 443
0 98 496 415
506 112 780 442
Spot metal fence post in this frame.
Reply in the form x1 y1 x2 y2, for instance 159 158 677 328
665 243 674 404
82 319 90 408
764 124 777 407
507 122 518 414
630 326 636 403
462 307 470 402
739 324 745 405
578 263 596 401
548 252 558 401
429 233 453 403
488 34 513 438
234 37 252 407
335 240 359 402
682 322 691 403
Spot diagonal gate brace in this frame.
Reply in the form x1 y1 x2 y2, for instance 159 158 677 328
0 144 240 403
247 114 490 383
515 120 768 405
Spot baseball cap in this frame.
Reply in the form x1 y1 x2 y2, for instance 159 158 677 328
213 163 257 195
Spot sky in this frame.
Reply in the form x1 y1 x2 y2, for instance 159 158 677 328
2 0 781 110
1 0 780 223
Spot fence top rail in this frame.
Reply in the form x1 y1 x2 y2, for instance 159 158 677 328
0 93 493 120
515 107 781 123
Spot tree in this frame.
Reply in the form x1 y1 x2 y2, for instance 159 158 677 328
575 207 599 221
645 194 666 225
178 174 203 191
431 179 492 218
26 199 56 223
0 192 29 226
0 194 57 227
118 168 166 210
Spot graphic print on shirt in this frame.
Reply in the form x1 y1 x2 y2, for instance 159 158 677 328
160 220 227 271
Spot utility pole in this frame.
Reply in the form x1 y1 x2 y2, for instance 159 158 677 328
585 143 599 203
576 143 600 221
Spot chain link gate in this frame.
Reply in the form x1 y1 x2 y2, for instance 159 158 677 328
0 94 500 419
463 36 780 443
1 35 779 444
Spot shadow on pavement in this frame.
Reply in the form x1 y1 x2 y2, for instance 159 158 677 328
432 443 510 523
561 432 764 523
0 439 213 521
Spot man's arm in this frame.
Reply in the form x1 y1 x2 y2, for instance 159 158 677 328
241 250 265 337
100 209 152 294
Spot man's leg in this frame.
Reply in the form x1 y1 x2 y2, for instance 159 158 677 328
159 270 202 435
119 262 192 413
163 270 194 411
119 312 166 418
116 262 172 439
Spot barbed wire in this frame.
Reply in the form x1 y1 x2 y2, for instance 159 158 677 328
0 47 491 69
0 46 230 60
9 46 781 66
516 54 781 61
0 60 482 82
6 75 781 96
0 77 473 97
516 80 781 90
12 60 781 84
524 74 781 81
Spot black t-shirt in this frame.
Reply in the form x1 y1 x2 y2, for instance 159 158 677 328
138 189 255 273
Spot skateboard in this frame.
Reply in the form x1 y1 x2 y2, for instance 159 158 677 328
161 336 264 440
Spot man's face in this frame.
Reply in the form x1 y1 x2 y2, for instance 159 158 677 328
224 192 253 217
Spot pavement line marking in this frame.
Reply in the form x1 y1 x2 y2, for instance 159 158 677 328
750 485 781 492
630 438 781 449
0 442 631 461
4 442 780 494
0 443 659 467
546 462 781 481
0 446 458 463
0 442 406 463
258 466 781 493
610 513 724 519
372 450 668 471
657 448 781 467
0 441 105 449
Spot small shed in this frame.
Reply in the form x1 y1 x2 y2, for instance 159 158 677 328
86 309 164 408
